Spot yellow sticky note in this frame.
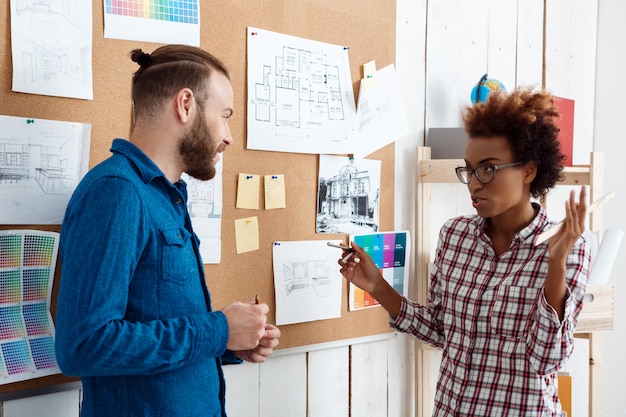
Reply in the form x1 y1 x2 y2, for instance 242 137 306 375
264 174 286 209
236 173 260 209
362 60 379 92
234 216 259 254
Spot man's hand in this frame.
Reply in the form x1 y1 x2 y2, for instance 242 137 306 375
221 302 268 351
234 324 281 363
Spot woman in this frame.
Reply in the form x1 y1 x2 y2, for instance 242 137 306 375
339 87 590 416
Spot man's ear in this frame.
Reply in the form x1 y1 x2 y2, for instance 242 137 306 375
175 88 194 123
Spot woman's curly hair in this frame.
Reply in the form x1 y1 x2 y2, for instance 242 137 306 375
462 87 566 199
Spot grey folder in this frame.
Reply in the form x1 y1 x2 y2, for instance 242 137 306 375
426 127 468 159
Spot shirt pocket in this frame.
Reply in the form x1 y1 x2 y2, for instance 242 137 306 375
160 227 198 285
489 285 539 339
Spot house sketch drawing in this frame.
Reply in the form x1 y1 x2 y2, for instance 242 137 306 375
184 175 220 219
0 116 90 224
253 51 347 131
247 27 358 154
281 257 335 297
272 240 343 325
11 0 93 100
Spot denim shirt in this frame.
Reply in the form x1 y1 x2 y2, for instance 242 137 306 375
55 139 233 417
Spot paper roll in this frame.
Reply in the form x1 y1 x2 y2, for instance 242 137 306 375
583 230 599 271
587 228 624 284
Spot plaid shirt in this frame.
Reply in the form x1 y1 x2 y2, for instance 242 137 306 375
392 204 589 417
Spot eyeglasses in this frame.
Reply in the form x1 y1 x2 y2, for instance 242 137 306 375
455 162 524 185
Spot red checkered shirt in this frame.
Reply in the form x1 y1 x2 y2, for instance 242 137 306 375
392 205 590 417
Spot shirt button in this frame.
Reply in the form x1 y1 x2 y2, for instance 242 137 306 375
175 198 182 204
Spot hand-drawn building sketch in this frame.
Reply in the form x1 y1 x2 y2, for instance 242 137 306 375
11 0 93 100
0 116 90 224
185 176 219 218
282 258 334 297
317 155 381 234
180 165 223 265
272 241 342 325
247 27 358 154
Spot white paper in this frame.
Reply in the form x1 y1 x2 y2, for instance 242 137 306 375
246 27 359 154
182 158 223 264
355 64 411 158
272 240 343 325
588 228 624 284
103 0 200 46
0 115 91 224
11 1 93 99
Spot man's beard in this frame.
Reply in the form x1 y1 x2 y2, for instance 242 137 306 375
179 110 218 181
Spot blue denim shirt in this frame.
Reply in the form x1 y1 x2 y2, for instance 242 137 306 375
55 139 234 417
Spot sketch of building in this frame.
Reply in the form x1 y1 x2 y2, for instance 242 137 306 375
282 258 334 297
0 143 29 183
185 177 218 218
253 47 347 130
11 0 93 99
247 27 358 154
0 116 90 224
272 240 343 325
1 135 76 195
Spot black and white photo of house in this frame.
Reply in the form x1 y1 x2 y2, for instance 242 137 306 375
316 155 381 234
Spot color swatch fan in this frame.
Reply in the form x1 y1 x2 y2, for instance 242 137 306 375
0 230 61 384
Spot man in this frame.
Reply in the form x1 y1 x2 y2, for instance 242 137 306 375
55 45 280 417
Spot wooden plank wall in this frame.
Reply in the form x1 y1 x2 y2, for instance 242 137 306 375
418 1 598 417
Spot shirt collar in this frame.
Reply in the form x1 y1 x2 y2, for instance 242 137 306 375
476 202 548 244
110 138 167 184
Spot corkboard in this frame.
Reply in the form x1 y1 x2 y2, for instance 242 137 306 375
0 0 395 393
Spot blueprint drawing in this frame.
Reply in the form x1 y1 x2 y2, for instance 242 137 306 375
247 27 358 155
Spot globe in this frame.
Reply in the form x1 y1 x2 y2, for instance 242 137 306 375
470 77 506 103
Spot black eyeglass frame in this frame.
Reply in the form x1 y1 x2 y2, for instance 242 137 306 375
455 161 524 185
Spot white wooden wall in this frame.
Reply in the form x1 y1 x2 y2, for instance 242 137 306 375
1 1 608 416
413 1 597 416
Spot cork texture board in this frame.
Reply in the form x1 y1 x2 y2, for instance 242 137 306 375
0 0 396 393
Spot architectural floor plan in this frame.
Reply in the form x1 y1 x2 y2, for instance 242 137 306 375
247 27 358 154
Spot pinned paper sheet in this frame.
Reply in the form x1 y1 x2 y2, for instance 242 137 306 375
361 60 379 92
272 240 342 325
236 173 260 209
234 216 259 254
354 64 410 159
265 174 286 209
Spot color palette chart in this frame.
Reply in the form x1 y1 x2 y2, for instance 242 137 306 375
349 231 410 311
105 0 199 24
0 230 60 384
104 0 200 46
